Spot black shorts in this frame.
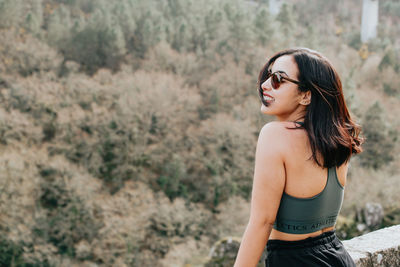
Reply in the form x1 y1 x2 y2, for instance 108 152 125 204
265 231 356 267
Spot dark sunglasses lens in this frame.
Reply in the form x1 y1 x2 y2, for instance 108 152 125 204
271 73 281 89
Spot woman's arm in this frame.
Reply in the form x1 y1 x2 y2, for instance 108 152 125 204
234 122 286 267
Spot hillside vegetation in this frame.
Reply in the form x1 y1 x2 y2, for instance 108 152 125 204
0 0 399 266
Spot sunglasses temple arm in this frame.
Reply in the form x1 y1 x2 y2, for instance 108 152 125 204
283 76 300 84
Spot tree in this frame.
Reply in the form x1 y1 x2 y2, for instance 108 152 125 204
277 3 295 37
62 10 126 75
23 0 43 35
359 102 395 169
47 6 73 46
254 7 273 46
0 0 22 29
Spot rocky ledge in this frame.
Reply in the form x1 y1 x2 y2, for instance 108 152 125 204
343 224 400 266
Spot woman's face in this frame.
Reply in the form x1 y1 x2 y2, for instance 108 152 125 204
260 55 308 121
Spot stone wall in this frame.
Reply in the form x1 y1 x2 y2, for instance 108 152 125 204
206 225 400 266
343 225 400 266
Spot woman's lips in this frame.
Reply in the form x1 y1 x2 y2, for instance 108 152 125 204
262 92 275 102
263 92 273 97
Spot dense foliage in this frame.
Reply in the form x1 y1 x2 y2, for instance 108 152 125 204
0 0 399 266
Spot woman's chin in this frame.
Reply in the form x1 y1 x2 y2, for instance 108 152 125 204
260 103 272 114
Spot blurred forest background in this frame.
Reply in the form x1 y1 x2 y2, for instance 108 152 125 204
0 0 399 266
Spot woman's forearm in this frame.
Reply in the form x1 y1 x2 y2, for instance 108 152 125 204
234 221 273 267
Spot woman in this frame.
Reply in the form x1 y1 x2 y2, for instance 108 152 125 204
234 48 363 267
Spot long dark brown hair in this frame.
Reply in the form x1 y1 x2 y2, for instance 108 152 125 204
258 48 363 168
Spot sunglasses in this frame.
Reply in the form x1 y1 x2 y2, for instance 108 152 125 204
265 71 300 89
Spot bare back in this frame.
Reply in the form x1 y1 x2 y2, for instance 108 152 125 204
269 121 349 241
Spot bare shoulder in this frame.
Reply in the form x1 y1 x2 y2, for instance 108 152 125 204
260 121 299 141
258 122 293 154
261 121 290 132
259 121 307 157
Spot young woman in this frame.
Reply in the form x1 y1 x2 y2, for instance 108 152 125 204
234 48 363 267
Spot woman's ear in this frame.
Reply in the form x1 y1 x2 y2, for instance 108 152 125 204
299 90 311 106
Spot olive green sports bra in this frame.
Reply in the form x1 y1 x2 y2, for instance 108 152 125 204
273 166 344 234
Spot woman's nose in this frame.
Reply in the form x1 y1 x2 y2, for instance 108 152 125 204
261 79 271 91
